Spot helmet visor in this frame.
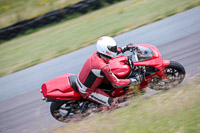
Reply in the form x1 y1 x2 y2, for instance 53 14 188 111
107 46 117 53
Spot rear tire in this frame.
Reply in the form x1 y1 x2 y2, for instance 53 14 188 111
150 61 185 90
50 101 80 123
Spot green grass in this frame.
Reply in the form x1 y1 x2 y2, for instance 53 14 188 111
0 0 200 77
0 0 82 29
54 78 200 133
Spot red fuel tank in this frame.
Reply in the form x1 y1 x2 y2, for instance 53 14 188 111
108 55 131 79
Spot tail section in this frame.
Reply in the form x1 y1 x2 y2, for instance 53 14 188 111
41 74 81 101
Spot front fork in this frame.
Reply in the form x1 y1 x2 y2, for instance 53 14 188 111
139 60 170 90
159 60 170 80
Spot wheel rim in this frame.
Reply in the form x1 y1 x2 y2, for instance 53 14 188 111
150 67 185 90
59 104 71 117
53 102 79 122
165 67 185 85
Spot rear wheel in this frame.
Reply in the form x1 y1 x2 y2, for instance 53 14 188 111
150 61 185 90
50 101 80 123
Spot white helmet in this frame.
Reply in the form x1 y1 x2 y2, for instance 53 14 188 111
96 36 117 58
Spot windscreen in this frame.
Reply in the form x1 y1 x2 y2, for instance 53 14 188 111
132 46 153 62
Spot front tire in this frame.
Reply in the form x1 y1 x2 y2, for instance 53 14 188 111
150 61 185 90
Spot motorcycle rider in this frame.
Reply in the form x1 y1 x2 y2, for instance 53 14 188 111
76 36 142 110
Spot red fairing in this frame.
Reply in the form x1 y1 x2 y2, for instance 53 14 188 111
109 55 131 79
41 74 81 101
133 44 163 70
162 60 170 67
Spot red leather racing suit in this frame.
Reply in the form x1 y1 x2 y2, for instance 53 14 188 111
76 51 131 107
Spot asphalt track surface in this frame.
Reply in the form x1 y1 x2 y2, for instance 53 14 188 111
0 7 200 133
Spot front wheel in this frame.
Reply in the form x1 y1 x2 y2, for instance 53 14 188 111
150 61 185 90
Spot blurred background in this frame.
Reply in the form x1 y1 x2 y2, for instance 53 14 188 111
0 0 82 28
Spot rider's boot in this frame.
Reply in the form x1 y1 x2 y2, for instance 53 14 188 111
99 98 118 111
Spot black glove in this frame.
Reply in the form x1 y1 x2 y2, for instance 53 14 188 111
120 43 137 53
129 74 143 85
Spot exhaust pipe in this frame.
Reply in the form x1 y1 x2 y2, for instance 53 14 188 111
42 97 47 101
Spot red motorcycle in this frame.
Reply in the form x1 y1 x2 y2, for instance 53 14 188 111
41 44 185 122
